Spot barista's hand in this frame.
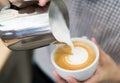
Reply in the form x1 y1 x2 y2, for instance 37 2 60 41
18 1 49 14
38 0 50 6
10 0 50 6
10 0 49 14
53 38 120 83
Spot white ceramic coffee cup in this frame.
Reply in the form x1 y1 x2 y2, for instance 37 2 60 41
51 37 99 81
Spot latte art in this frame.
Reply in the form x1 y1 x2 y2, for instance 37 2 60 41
54 41 96 70
66 47 88 65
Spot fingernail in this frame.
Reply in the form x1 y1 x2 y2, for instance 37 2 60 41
53 70 58 77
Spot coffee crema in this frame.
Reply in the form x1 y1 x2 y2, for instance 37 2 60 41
54 41 96 70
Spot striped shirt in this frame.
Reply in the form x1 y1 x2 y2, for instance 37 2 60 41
64 0 120 64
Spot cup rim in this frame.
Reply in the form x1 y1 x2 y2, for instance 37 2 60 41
51 37 99 72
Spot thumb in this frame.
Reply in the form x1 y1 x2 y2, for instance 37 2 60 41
91 37 98 45
91 37 109 65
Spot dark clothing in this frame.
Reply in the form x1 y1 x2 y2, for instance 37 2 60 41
0 50 54 83
0 51 32 83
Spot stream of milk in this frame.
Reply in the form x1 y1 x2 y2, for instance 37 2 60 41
50 6 89 64
50 5 74 51
51 13 89 64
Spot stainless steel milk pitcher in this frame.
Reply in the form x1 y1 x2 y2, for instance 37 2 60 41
0 0 69 50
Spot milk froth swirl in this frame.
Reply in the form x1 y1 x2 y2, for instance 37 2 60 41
54 41 96 70
66 47 88 65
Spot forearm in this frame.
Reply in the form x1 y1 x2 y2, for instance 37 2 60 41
0 39 11 71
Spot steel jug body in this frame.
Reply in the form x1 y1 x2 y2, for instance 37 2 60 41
0 12 55 50
0 0 69 50
0 25 55 50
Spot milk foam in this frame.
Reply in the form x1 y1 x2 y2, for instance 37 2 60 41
66 47 88 65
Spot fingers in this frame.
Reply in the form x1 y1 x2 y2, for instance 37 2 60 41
91 37 97 45
84 73 99 83
67 77 80 83
53 70 81 83
38 0 49 6
84 78 97 83
53 70 67 83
